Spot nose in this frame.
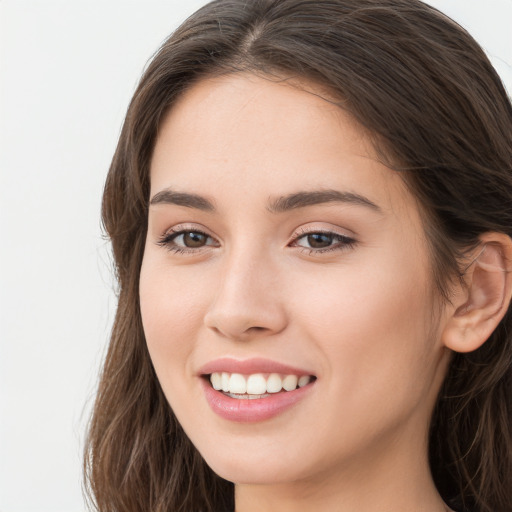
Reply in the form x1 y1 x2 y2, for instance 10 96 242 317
203 250 288 341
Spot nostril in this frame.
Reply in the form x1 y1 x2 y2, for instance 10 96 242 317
204 298 288 340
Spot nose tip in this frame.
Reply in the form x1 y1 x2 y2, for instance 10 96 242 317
204 311 279 340
203 267 287 340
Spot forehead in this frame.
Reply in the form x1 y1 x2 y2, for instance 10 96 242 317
150 73 417 219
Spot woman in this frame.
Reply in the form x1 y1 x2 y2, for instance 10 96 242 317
84 1 512 511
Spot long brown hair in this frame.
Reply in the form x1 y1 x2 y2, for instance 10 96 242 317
84 1 512 511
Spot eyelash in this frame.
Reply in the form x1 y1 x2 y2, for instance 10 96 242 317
290 228 357 255
157 226 217 255
156 226 357 255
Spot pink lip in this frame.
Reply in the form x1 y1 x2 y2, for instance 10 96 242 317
198 358 316 423
198 357 314 377
201 378 315 423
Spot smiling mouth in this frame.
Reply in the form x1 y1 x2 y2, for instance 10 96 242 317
207 372 316 399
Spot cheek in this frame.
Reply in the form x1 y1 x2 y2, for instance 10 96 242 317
291 250 437 406
139 254 210 380
293 251 430 336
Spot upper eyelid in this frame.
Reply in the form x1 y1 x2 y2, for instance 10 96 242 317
291 224 355 239
161 223 217 238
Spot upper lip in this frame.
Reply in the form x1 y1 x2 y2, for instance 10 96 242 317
198 357 315 377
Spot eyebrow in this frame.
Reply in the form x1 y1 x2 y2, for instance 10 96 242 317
149 187 381 213
267 189 381 213
150 189 215 211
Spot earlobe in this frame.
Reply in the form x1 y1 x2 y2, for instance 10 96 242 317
442 233 512 353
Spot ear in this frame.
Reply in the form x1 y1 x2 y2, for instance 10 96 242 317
441 233 512 353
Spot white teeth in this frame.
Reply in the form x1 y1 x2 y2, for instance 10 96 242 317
211 372 222 390
209 372 313 395
298 375 311 388
246 374 267 395
282 374 298 391
266 373 283 393
221 372 230 392
229 373 247 394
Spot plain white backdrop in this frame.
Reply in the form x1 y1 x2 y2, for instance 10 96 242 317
0 1 510 511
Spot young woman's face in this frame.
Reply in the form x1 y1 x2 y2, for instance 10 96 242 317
140 74 452 486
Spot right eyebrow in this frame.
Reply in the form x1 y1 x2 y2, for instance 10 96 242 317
149 189 215 212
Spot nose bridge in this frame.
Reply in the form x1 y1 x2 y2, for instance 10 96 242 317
204 241 286 339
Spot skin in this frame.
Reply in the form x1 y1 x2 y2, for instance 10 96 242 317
140 74 457 511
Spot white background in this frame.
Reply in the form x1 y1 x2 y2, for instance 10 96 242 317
0 1 510 511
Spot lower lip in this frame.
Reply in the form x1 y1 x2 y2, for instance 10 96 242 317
201 378 315 423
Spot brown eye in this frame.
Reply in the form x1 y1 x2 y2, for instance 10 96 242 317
182 231 208 248
306 233 333 248
158 229 218 252
292 230 356 254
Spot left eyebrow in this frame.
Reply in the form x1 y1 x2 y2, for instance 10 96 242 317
267 189 382 213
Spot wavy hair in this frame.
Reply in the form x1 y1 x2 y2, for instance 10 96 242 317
84 1 512 511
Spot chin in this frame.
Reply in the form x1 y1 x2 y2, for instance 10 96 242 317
206 457 296 485
193 434 317 485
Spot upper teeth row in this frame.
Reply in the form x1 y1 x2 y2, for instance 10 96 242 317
210 372 312 395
